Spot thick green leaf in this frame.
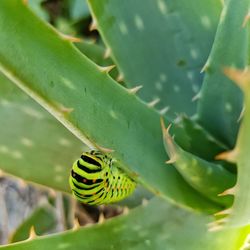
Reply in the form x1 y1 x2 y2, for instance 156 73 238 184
162 122 235 207
69 0 90 21
0 72 84 192
1 198 249 250
28 0 49 21
9 203 57 243
75 41 120 80
0 0 219 212
88 0 221 118
173 115 228 161
220 69 250 227
197 0 249 147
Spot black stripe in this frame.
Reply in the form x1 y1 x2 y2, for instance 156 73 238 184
71 170 103 185
87 191 105 205
72 180 99 191
81 155 101 167
77 160 101 174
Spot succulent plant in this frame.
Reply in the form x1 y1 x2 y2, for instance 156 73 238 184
1 0 250 249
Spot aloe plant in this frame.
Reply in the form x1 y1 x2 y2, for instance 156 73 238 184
0 0 250 249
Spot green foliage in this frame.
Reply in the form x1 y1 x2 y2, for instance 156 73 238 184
0 0 250 249
0 72 84 192
0 0 218 212
1 198 250 250
197 0 249 147
88 0 221 118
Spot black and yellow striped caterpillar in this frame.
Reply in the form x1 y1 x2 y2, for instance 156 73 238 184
69 150 136 205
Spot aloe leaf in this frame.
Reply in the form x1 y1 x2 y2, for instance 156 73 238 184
28 0 49 21
0 72 85 192
88 0 221 118
9 203 57 243
173 115 228 161
197 0 249 147
162 120 236 207
0 0 220 212
69 0 90 22
217 69 250 228
0 198 249 250
75 41 119 80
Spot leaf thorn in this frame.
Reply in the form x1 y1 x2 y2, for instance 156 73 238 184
127 85 143 94
116 73 124 82
99 65 116 74
147 98 160 108
215 148 238 163
89 19 97 31
98 213 105 224
218 187 236 196
28 226 37 240
242 12 250 27
73 218 80 230
60 33 82 43
104 47 111 59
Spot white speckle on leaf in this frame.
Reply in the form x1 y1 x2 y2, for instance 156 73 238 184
155 81 163 91
119 21 128 35
190 176 200 182
192 84 199 93
0 145 9 154
179 163 187 170
187 71 194 81
58 243 71 249
110 110 118 119
145 239 151 246
11 150 23 159
173 85 180 92
21 137 34 147
60 77 76 90
132 225 142 231
55 175 63 183
225 102 232 112
55 165 64 172
59 138 71 147
0 99 10 106
206 168 213 175
135 15 144 30
190 48 199 59
157 0 168 15
201 16 212 29
159 73 167 82
22 106 44 119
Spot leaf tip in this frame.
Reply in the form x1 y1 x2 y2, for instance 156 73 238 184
161 119 177 164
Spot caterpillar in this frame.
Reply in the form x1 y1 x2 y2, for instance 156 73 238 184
69 150 136 205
